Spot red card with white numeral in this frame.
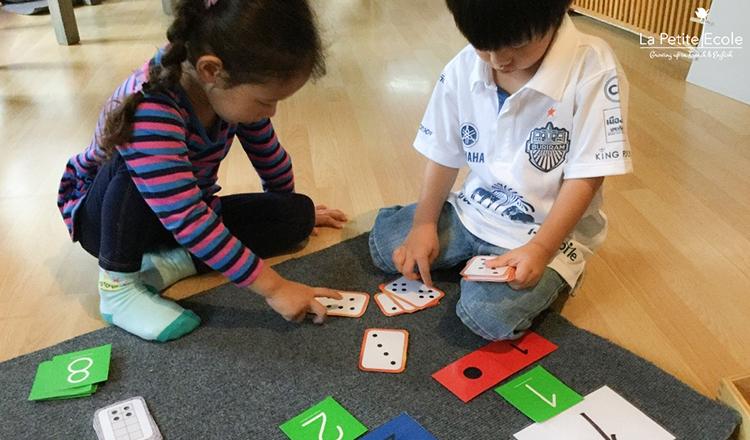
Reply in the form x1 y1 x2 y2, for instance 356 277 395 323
431 331 557 403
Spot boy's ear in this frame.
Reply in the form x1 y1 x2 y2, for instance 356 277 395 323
194 55 225 85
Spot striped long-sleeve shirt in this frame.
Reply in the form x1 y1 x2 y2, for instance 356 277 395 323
57 49 294 287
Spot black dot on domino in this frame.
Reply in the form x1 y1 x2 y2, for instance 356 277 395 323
114 417 120 421
384 352 389 356
377 343 382 347
126 413 132 417
326 305 332 309
419 289 424 293
123 406 129 410
349 298 355 301
429 295 435 298
391 307 397 311
111 410 117 414
390 361 396 365
419 295 424 298
373 333 378 337
349 307 355 311
463 367 483 379
338 306 343 309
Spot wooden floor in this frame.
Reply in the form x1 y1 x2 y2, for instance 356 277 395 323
1 0 748 398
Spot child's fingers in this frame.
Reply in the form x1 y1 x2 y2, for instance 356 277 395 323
486 253 512 268
416 257 433 287
314 288 343 300
327 209 348 222
308 300 328 325
311 227 320 236
392 247 406 272
315 204 328 210
402 254 420 281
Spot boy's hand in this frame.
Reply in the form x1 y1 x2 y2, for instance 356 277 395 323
393 223 439 286
486 242 554 290
311 204 348 235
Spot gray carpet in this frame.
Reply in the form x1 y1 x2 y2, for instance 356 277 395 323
0 235 740 439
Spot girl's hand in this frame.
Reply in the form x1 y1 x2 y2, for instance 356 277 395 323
250 265 342 324
312 204 348 235
485 242 554 290
392 223 440 286
265 280 342 324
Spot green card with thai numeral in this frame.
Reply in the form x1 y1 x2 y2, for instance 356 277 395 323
280 396 367 440
495 365 583 422
28 344 111 401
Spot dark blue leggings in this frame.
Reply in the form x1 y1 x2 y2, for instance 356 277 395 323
75 153 315 273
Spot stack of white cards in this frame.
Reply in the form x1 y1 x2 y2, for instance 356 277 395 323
93 396 162 440
373 277 445 317
460 256 515 283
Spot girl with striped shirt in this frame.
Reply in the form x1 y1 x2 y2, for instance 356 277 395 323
57 0 347 341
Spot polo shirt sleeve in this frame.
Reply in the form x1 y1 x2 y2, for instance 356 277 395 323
413 76 466 169
564 68 633 179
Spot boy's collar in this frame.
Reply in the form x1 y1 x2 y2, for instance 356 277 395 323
470 14 579 102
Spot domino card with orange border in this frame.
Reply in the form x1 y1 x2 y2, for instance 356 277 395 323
374 293 408 317
316 292 370 318
379 277 445 310
359 328 409 374
460 256 516 282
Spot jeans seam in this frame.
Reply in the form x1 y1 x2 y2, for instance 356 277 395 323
368 232 392 273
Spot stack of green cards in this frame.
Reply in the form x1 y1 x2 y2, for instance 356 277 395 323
28 344 112 401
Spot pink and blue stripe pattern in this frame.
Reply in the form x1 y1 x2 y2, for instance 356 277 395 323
57 50 295 287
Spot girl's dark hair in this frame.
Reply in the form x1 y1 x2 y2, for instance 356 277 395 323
445 0 573 50
101 0 326 157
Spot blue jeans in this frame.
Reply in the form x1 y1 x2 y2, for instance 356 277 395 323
369 203 569 341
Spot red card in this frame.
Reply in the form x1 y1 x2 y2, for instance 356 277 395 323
431 331 557 402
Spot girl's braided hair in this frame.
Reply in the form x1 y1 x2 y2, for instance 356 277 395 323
101 0 325 157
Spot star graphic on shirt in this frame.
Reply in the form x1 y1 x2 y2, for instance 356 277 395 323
547 107 556 117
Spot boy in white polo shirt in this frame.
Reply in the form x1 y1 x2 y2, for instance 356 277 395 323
369 0 632 340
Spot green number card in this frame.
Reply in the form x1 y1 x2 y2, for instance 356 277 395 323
28 344 111 401
495 365 583 422
280 396 368 440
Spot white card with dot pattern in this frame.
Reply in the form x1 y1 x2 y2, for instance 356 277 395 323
380 277 444 310
316 292 370 318
358 328 409 374
93 396 161 440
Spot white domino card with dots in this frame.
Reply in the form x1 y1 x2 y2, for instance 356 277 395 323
358 328 409 374
374 293 407 316
316 291 370 318
381 277 444 310
460 256 515 282
93 396 161 440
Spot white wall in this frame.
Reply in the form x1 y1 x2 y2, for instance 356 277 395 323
686 0 750 105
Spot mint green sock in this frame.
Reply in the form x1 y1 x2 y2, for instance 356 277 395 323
140 246 197 292
98 269 200 342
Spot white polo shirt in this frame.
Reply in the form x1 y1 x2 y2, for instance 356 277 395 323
414 15 633 287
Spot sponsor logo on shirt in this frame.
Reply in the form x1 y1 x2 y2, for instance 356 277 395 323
460 123 479 148
463 183 537 224
525 122 571 173
603 108 624 143
604 76 619 102
439 73 446 84
419 124 433 136
528 228 580 262
466 151 485 163
595 148 632 161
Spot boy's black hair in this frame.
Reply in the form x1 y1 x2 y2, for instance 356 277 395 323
445 0 574 50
